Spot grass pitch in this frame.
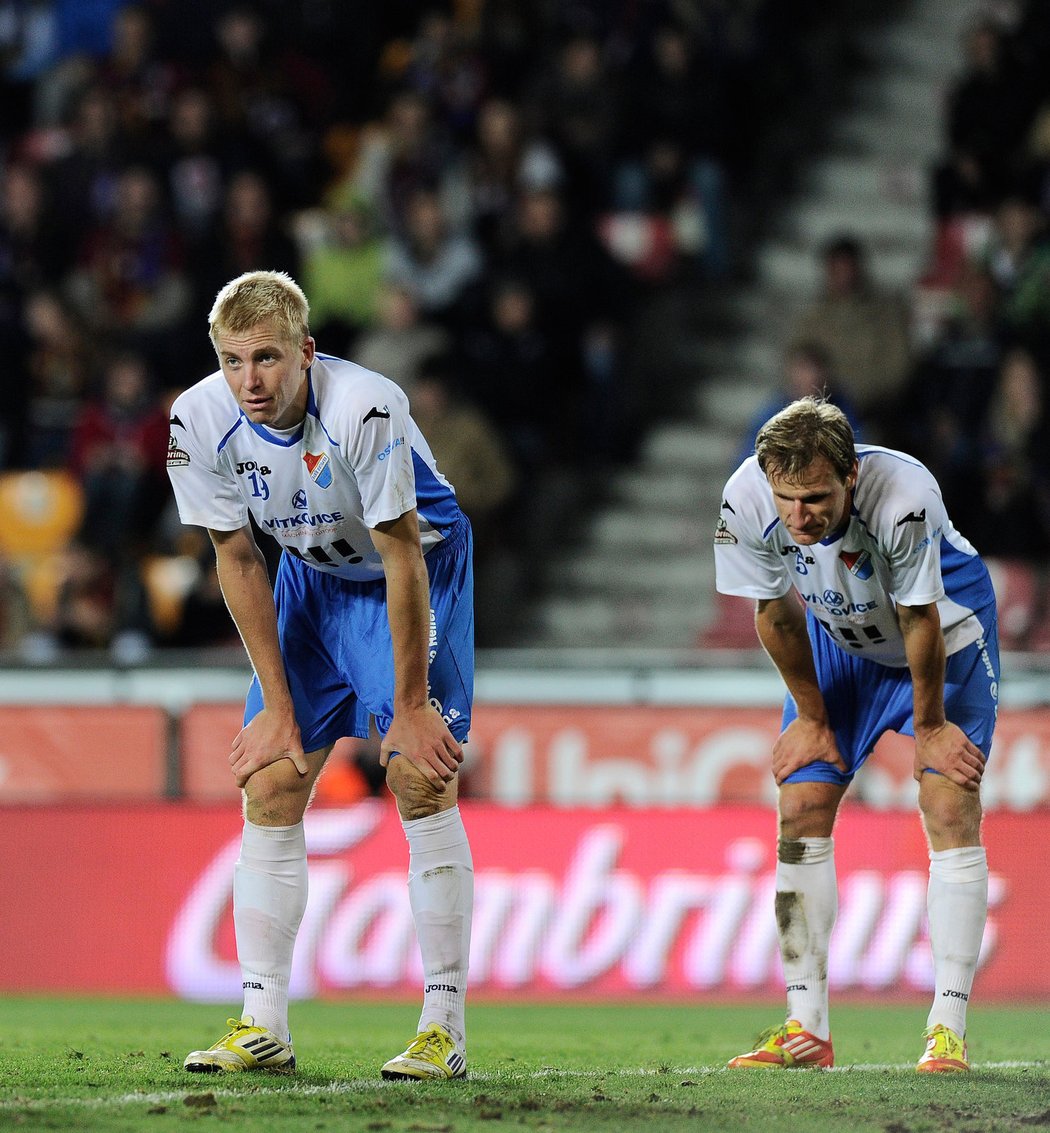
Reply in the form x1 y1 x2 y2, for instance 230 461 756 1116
3 998 1048 1132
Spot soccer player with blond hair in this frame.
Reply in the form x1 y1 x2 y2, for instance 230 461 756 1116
167 271 474 1080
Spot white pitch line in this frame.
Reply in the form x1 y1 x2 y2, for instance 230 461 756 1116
2 1061 1047 1112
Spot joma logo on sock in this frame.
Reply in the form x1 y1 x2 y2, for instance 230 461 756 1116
425 983 458 993
941 989 969 1000
785 983 809 992
242 981 264 990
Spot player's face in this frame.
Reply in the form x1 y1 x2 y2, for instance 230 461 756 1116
216 321 315 429
766 456 857 545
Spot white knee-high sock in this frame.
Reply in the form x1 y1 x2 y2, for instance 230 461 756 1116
234 819 308 1043
776 836 837 1040
403 806 474 1049
926 846 988 1035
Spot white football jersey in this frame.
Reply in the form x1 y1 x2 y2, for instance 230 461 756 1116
166 353 461 581
714 446 993 667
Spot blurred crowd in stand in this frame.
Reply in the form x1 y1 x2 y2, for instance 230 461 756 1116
0 0 792 658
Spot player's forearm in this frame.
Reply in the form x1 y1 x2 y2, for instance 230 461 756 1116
215 549 294 714
373 512 432 713
755 599 829 723
384 552 432 712
899 603 947 732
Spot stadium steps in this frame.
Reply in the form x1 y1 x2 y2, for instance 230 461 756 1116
518 0 967 651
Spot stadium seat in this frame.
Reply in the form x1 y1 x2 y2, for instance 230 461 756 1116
697 590 758 650
141 554 201 636
984 557 1048 650
0 470 84 561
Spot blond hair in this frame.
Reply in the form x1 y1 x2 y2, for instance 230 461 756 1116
208 270 310 348
755 396 856 482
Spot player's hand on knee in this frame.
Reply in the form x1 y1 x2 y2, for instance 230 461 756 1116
772 717 848 785
381 703 463 786
230 708 308 788
913 721 984 790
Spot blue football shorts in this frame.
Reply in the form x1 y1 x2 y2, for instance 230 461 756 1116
244 515 474 752
781 604 1000 785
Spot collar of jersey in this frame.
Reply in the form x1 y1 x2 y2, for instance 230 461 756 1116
818 501 859 546
241 367 321 446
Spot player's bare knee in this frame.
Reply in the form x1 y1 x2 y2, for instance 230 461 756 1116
385 756 458 821
243 762 312 826
777 790 839 840
919 774 983 847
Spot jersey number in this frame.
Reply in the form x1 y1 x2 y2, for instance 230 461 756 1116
816 618 886 649
284 539 363 566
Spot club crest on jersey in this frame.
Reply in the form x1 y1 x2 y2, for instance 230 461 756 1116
303 450 332 488
840 548 873 580
292 489 308 510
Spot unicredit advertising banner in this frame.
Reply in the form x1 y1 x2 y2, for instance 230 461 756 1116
2 802 1043 1000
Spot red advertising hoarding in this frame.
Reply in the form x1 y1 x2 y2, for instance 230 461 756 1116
2 802 1043 1001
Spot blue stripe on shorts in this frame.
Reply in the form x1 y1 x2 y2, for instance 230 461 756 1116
244 515 474 752
781 605 999 785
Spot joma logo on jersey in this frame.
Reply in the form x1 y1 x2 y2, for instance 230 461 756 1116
781 544 814 574
303 451 332 488
840 549 873 579
235 461 271 475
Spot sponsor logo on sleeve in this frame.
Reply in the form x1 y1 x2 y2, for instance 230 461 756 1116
303 450 332 488
167 432 190 467
714 516 738 545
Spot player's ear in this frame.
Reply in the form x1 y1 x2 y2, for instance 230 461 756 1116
845 459 859 490
301 336 316 368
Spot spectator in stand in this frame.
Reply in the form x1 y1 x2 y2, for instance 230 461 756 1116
202 4 333 209
43 86 131 254
159 87 246 256
526 31 619 217
735 342 863 470
461 96 562 253
895 264 1006 526
934 18 1034 219
0 161 66 467
349 88 466 237
409 353 517 558
459 275 575 480
22 288 95 468
493 184 633 459
967 347 1050 561
0 161 66 294
384 186 483 327
64 164 192 381
353 283 451 402
613 22 731 279
93 3 183 146
980 194 1050 354
789 234 912 438
398 8 488 144
69 351 170 557
301 194 385 350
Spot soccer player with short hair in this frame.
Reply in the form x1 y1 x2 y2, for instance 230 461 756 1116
714 397 998 1073
166 270 474 1080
